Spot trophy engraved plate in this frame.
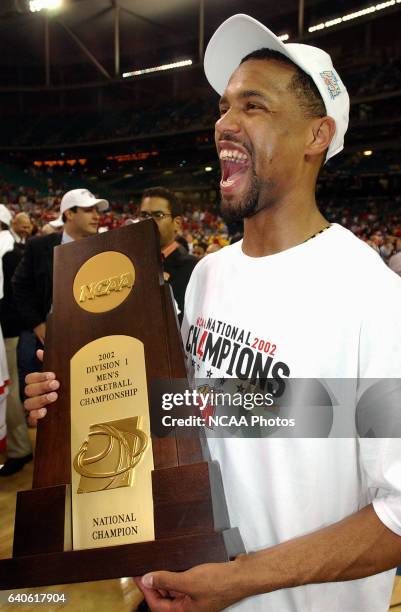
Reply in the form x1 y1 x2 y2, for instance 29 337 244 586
70 335 154 550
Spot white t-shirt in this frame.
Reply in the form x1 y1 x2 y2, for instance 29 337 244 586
0 229 15 300
181 224 401 612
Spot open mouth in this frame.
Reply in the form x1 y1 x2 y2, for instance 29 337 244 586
219 145 250 195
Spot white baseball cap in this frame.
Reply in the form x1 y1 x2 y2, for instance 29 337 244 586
204 14 350 161
60 188 109 214
0 204 12 227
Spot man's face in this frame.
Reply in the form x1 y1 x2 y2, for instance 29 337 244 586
69 206 100 237
193 245 206 259
13 214 32 240
139 196 179 249
215 59 312 222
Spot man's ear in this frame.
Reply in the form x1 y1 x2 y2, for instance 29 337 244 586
64 209 75 222
305 116 336 159
173 215 183 233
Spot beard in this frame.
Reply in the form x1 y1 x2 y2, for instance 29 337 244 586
220 169 260 224
220 165 277 224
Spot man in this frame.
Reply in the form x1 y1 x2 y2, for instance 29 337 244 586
13 188 108 347
24 15 401 612
0 208 33 299
0 204 14 258
0 204 12 459
12 213 33 244
0 210 33 253
5 189 107 476
139 187 197 322
205 243 221 255
389 238 401 276
0 213 33 476
192 242 207 259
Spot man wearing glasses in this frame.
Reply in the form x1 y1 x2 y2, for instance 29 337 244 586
138 187 197 323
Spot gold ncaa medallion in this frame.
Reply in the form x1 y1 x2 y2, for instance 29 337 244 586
73 251 135 313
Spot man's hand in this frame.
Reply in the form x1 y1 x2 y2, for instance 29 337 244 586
33 322 46 345
24 350 60 426
135 560 249 611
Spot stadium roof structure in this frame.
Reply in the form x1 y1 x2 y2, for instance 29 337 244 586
0 0 400 91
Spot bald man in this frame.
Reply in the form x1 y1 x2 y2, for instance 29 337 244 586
12 213 33 243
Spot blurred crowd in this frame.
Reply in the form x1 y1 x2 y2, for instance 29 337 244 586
1 179 401 264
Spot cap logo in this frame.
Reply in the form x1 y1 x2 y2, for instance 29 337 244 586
320 70 341 100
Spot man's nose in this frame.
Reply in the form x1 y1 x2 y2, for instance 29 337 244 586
215 108 241 137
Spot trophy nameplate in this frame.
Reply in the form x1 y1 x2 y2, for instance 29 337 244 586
71 335 154 549
0 221 244 590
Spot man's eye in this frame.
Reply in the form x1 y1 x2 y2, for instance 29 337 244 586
219 107 228 116
246 102 261 110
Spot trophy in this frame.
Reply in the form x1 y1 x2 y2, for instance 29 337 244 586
0 220 243 589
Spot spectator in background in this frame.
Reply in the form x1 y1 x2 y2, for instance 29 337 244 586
389 251 401 276
0 234 32 476
138 187 197 323
12 213 33 243
0 204 14 465
192 242 208 259
0 204 14 257
40 215 64 236
0 211 34 474
206 243 222 255
40 223 57 236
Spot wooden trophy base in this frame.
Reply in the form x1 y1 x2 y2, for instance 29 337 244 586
0 462 244 590
0 530 242 590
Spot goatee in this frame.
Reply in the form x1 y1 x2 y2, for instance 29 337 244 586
220 173 260 224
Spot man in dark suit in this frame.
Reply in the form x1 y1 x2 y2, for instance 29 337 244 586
139 187 197 323
13 188 108 346
1 189 108 476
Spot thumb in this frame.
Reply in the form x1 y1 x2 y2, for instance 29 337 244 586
142 570 185 592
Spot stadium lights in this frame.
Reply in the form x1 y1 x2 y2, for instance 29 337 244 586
29 0 62 12
363 150 373 156
123 59 192 78
278 34 289 41
308 0 400 33
205 166 213 172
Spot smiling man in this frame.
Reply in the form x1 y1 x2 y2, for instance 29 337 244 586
24 14 401 612
134 14 401 612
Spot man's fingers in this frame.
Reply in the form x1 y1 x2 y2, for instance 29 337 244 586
167 590 186 599
27 409 47 426
24 378 59 399
24 389 58 408
142 571 188 595
36 349 44 363
25 371 55 385
134 578 167 605
135 576 188 611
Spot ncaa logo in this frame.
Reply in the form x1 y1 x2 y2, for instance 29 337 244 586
320 70 341 99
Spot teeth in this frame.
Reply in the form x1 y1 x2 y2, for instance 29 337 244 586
219 148 248 163
221 178 234 187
